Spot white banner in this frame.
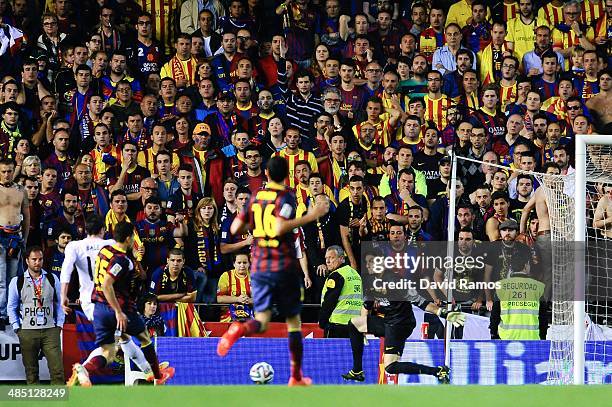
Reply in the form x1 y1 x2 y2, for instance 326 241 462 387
0 330 51 381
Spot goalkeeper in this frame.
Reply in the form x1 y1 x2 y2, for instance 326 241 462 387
342 262 465 383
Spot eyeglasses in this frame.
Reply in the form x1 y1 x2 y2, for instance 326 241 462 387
502 64 517 69
138 21 152 26
366 68 382 73
567 105 581 110
43 22 57 26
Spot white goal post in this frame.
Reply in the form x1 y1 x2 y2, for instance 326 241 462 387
574 134 588 385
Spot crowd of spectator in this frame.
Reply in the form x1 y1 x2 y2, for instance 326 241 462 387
0 0 610 327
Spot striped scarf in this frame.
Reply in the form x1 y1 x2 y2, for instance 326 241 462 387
196 225 220 271
478 42 511 86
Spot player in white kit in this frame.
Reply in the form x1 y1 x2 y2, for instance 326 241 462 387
61 215 115 321
62 215 166 385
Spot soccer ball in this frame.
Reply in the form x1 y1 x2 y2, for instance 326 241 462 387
249 362 274 384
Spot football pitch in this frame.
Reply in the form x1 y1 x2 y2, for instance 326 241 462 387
4 385 611 407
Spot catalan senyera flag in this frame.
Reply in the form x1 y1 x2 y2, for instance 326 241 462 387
158 302 178 337
177 302 208 337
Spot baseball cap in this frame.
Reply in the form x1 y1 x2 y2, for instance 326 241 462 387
499 218 519 231
193 123 211 136
218 90 236 101
439 156 451 166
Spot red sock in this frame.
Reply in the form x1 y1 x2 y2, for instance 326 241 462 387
83 355 107 376
288 331 303 380
141 343 161 379
243 319 262 336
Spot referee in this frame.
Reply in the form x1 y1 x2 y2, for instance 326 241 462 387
319 246 362 338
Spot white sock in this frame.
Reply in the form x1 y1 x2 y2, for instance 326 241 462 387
83 347 103 365
120 339 151 372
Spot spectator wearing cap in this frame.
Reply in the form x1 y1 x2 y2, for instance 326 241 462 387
160 33 198 89
485 217 547 339
204 90 247 149
179 122 225 205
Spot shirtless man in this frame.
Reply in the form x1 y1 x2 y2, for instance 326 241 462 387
593 185 612 238
485 191 510 241
520 162 561 296
585 70 612 133
0 159 30 328
520 162 562 236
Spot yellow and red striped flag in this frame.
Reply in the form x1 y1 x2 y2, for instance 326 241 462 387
177 302 208 337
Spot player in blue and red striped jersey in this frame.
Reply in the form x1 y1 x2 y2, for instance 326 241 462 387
217 157 329 386
70 222 174 386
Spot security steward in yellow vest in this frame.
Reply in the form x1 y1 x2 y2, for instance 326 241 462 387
489 219 547 340
319 245 363 338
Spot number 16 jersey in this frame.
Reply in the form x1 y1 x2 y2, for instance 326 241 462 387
237 181 298 274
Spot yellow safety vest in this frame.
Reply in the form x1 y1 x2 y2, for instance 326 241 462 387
496 276 544 340
321 265 363 325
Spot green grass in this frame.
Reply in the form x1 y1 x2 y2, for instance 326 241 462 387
3 385 612 407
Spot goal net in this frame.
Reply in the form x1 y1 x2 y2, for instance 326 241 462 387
451 143 611 385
